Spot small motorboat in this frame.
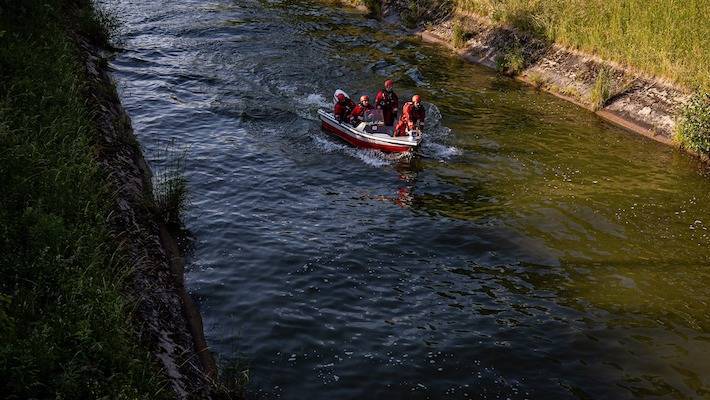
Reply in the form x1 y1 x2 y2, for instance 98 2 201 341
318 90 422 153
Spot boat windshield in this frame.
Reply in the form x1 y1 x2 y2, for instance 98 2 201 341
364 109 384 124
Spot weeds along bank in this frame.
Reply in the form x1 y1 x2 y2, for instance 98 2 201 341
0 0 222 397
375 0 710 159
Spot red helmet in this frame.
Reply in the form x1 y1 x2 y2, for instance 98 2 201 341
412 94 421 103
360 95 370 102
384 79 394 89
337 93 346 102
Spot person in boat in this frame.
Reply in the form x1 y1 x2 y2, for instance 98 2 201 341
394 94 426 136
375 79 399 126
349 95 374 125
333 93 354 123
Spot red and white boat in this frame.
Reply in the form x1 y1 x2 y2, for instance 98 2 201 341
318 91 422 153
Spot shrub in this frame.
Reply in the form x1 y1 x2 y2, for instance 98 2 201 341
401 3 419 28
675 91 710 155
496 44 525 75
451 19 467 48
527 72 546 88
152 143 190 227
77 3 119 47
590 67 612 110
361 0 382 18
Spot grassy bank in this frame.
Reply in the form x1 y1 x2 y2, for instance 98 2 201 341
454 0 710 91
0 0 169 397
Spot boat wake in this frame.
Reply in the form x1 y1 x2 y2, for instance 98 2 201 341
297 92 460 166
311 135 406 167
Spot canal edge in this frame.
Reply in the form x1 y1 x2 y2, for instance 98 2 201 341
76 33 222 398
413 18 709 164
351 0 709 164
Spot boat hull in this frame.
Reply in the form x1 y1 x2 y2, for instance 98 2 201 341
318 110 420 153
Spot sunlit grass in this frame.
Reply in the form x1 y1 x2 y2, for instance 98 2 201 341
496 43 525 75
451 19 467 48
590 67 612 110
455 0 710 90
675 91 710 155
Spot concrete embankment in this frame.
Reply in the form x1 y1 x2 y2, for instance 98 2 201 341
369 1 704 159
418 15 689 146
79 33 219 399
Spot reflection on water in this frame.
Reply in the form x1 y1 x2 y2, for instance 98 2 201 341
107 0 710 397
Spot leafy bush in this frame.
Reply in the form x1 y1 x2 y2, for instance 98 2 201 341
496 44 525 75
675 91 710 155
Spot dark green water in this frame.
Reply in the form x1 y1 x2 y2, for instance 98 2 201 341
108 0 710 397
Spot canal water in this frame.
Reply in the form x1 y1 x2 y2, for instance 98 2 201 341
106 0 710 398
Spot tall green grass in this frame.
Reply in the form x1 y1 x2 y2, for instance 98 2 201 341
153 141 190 227
590 67 612 111
451 19 467 47
455 0 710 90
0 0 169 397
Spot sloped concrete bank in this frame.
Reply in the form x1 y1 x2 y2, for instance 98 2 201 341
78 37 219 398
376 2 702 158
419 15 690 145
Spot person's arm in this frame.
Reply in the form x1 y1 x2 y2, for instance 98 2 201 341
375 91 384 109
349 105 360 123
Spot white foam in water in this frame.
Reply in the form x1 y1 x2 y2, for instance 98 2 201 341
312 135 348 154
304 93 331 108
345 147 402 168
308 100 457 165
423 142 462 160
424 103 443 128
311 135 403 168
277 83 298 95
291 93 331 121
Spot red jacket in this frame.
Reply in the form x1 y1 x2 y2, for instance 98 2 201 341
334 98 354 122
375 89 398 111
401 102 425 127
349 103 374 124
